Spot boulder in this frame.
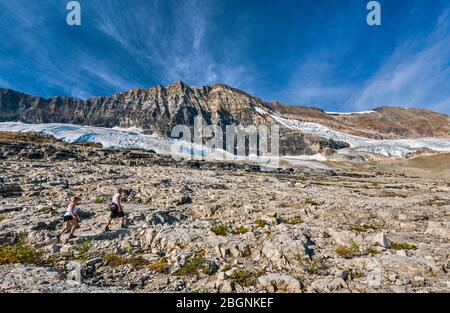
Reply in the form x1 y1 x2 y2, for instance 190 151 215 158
425 221 449 239
309 277 347 293
372 232 391 248
258 274 302 293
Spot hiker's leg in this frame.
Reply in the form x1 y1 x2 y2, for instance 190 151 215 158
59 221 70 236
70 219 78 235
120 216 125 227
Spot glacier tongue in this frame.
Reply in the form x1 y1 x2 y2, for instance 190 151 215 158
0 122 265 163
0 122 207 159
255 107 450 157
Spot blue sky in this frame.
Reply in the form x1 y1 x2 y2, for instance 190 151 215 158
0 0 449 114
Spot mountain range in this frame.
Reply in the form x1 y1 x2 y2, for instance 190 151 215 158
1 82 449 157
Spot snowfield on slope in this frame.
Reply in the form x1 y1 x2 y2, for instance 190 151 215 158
0 122 213 160
325 110 376 115
254 106 450 157
0 122 333 169
0 122 301 166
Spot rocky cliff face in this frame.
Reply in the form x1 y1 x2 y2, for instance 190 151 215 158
0 82 272 136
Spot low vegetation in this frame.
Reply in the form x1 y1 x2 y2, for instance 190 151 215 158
335 242 361 259
104 254 126 267
148 258 169 273
103 254 151 268
283 216 302 225
347 268 365 279
210 225 230 236
366 247 380 255
76 239 92 260
348 224 379 233
390 242 417 251
0 233 43 265
229 269 257 287
233 226 249 235
92 195 108 204
175 255 208 276
128 256 151 268
0 215 6 222
304 198 319 206
426 196 447 207
255 219 268 229
294 254 323 274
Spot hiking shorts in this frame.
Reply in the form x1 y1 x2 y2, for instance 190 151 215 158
63 215 74 222
110 203 125 219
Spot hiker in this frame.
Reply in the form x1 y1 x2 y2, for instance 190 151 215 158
105 188 126 231
57 196 80 241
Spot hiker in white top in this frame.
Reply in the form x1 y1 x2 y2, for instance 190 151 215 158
105 188 126 232
57 196 80 241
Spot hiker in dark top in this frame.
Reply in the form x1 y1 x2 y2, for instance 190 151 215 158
105 188 126 231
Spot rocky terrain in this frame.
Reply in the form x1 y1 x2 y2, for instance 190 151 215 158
0 132 449 293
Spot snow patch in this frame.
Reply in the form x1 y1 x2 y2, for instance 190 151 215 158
325 111 376 115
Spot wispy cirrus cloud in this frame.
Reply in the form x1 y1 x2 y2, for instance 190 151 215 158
0 0 139 98
0 0 448 114
91 0 251 88
278 3 450 114
274 56 356 107
349 7 450 113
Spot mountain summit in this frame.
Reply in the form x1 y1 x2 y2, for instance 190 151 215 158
0 83 449 142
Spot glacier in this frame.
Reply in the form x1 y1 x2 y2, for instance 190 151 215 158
254 107 450 157
1 115 450 160
0 122 273 163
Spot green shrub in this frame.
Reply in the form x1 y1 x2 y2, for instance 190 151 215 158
229 269 257 287
0 215 6 222
0 233 43 265
175 256 208 276
92 196 107 204
390 242 417 251
210 225 230 236
366 247 380 255
283 216 302 225
348 224 378 233
304 198 319 206
76 239 92 260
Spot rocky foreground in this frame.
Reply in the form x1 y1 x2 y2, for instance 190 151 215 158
0 133 449 293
